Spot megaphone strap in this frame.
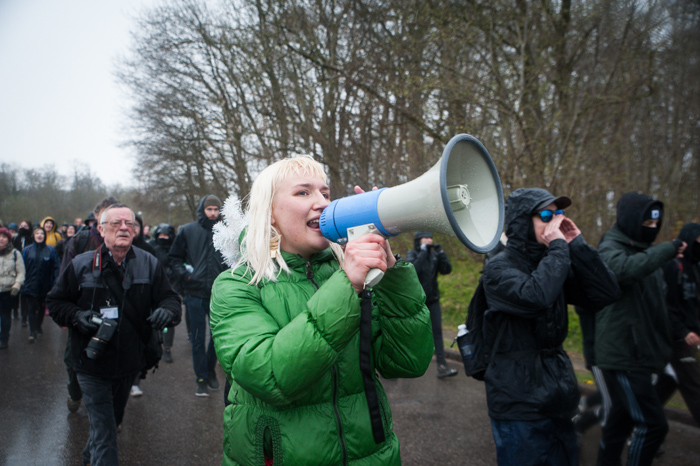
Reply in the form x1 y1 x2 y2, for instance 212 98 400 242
359 289 386 445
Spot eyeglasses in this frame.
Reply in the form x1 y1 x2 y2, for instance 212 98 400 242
538 209 564 223
102 220 135 229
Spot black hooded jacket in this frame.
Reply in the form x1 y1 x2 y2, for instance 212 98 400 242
168 196 227 298
595 193 679 373
663 222 700 341
405 232 451 303
482 188 620 421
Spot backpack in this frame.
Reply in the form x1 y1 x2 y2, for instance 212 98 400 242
456 277 506 381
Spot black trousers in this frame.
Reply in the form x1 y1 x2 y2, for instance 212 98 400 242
655 340 700 427
597 369 668 466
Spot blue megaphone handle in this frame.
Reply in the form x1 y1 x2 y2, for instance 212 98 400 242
319 188 394 242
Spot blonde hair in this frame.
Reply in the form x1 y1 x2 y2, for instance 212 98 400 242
239 155 344 285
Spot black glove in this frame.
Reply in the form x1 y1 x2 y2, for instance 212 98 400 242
433 244 443 253
670 239 683 251
73 310 100 335
147 307 172 331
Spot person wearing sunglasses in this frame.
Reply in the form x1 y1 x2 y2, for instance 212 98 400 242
480 187 620 466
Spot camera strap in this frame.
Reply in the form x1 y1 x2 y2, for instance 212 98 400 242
91 246 148 345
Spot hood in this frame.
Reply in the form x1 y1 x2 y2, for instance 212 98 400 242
40 216 58 233
615 192 663 244
503 188 570 262
154 223 175 246
678 223 700 265
197 195 222 231
135 216 146 244
413 231 433 250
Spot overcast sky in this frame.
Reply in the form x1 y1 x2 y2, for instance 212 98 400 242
0 0 161 187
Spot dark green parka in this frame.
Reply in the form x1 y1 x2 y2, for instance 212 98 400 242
210 248 434 466
595 194 679 373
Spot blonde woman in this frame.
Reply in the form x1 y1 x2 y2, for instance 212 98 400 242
210 156 434 466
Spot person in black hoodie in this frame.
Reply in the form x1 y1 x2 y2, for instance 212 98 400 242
661 222 700 426
21 227 59 342
482 188 620 466
149 223 178 363
406 231 456 378
169 195 227 396
595 192 686 466
12 220 33 324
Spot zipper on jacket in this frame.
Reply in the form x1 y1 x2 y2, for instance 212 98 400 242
305 261 320 289
332 365 349 466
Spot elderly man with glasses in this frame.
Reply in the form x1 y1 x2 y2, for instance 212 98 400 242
48 203 181 466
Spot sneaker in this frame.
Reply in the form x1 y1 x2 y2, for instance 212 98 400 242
21 321 28 328
207 371 220 390
67 397 81 413
196 379 209 397
0 340 8 350
28 334 36 343
130 385 143 397
36 328 43 336
162 348 173 363
437 364 458 378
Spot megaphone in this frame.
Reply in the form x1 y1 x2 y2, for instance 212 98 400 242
320 134 505 287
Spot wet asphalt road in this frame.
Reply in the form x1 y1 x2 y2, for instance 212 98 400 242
1 318 699 466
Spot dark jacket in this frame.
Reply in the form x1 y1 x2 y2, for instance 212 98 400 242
663 222 700 341
405 233 451 303
168 196 226 298
482 188 620 421
595 195 678 373
12 228 33 252
60 226 104 273
148 224 179 293
47 245 181 379
21 242 59 297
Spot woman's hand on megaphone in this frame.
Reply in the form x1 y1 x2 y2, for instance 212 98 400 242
353 185 378 194
343 233 391 293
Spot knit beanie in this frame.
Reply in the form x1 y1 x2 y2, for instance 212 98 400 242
0 228 12 243
203 195 222 209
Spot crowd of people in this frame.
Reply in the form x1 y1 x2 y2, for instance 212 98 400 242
1 170 699 466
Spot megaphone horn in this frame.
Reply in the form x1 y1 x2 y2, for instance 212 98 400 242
320 134 505 287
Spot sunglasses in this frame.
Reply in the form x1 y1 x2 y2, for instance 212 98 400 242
538 209 564 223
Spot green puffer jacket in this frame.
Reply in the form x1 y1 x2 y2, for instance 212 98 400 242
595 226 677 373
210 248 434 466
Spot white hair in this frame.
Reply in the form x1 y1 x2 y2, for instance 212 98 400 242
99 204 135 224
214 155 344 285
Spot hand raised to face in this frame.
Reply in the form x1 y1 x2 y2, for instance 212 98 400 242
559 217 581 244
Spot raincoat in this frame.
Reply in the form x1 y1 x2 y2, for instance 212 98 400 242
40 216 62 248
482 188 620 421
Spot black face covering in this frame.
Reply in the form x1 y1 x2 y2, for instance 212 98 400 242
157 237 172 247
691 243 700 264
639 226 660 244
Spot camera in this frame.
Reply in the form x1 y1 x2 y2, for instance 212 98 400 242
84 313 118 360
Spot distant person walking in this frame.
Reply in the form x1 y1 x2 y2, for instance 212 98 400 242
0 227 25 350
169 195 227 396
21 227 59 342
406 231 457 378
